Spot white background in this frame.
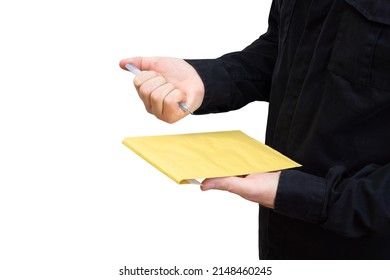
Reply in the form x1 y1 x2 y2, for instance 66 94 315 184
0 0 385 279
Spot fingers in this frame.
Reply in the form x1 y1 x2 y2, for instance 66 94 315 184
200 172 281 208
133 71 188 123
119 56 205 123
150 83 176 115
134 71 166 113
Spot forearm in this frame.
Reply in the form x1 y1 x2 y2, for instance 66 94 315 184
275 163 390 237
186 45 276 114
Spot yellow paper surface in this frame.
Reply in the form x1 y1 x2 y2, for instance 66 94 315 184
122 130 301 184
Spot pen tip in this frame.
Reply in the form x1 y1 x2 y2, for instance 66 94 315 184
179 102 193 114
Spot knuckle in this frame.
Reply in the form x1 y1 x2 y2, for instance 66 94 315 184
161 111 179 124
144 105 152 114
138 89 149 100
133 77 141 88
150 92 161 103
166 116 178 124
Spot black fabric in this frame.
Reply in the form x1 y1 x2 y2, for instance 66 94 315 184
186 0 390 259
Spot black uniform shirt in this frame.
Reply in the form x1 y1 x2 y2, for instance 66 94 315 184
187 0 390 259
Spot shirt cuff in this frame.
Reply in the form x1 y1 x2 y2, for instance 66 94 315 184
274 170 327 224
185 59 232 114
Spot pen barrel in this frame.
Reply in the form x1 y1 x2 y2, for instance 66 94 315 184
125 63 142 75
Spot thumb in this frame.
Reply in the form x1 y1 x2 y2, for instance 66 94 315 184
201 176 247 195
119 56 158 72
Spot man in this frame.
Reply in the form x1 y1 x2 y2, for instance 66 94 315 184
120 0 390 259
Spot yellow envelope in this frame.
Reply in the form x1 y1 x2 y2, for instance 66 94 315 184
122 130 301 184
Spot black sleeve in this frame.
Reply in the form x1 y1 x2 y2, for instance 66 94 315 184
186 0 390 239
186 0 279 114
276 163 390 237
